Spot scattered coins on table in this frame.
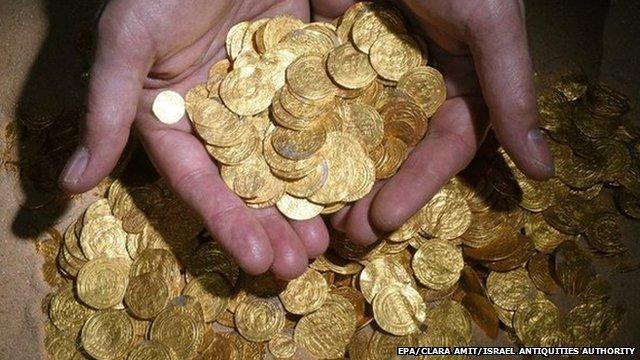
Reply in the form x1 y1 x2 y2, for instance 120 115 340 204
36 2 639 360
183 1 442 220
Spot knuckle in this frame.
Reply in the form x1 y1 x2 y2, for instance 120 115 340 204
172 166 215 194
205 203 244 230
431 128 476 159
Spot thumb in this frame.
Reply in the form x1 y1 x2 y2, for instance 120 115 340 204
465 1 554 180
59 5 153 193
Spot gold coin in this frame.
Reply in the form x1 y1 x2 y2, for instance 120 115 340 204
235 295 285 342
524 213 574 254
378 97 428 146
276 194 325 221
240 18 269 55
221 160 271 200
76 257 130 309
271 123 327 160
617 189 640 219
185 242 240 286
130 248 181 288
584 212 627 254
463 233 529 262
294 294 356 359
205 131 259 166
286 54 335 101
46 335 84 360
372 283 426 335
341 103 384 151
369 33 422 81
276 27 335 58
412 239 463 290
190 99 247 147
419 187 472 240
279 268 328 314
397 66 446 117
359 257 415 303
542 194 592 235
127 340 178 360
83 198 113 225
79 215 128 260
326 43 377 89
124 271 171 320
206 59 232 94
182 273 232 322
150 299 205 359
304 22 339 46
308 132 367 204
152 90 185 125
49 285 95 334
336 1 371 43
220 65 275 116
184 84 209 116
320 201 346 214
513 295 561 345
351 6 406 54
261 15 304 51
375 136 408 179
336 287 371 330
279 85 327 119
57 245 83 278
285 160 329 198
342 156 376 202
63 219 86 261
527 252 560 294
226 21 249 60
268 333 297 358
271 91 319 130
424 299 473 344
460 293 500 340
81 310 134 360
486 268 536 311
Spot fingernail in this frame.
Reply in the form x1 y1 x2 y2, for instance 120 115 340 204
527 128 555 176
60 146 89 186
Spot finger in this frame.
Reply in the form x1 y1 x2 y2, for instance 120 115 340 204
59 5 154 192
466 1 553 179
311 0 355 21
343 182 385 245
371 97 488 232
430 45 481 99
330 205 352 232
136 88 274 275
289 217 330 258
252 208 309 280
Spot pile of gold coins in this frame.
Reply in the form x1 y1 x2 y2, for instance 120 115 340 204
185 2 444 220
37 2 640 360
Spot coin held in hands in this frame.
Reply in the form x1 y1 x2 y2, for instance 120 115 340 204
152 90 186 124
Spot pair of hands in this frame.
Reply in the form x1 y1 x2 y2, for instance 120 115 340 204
59 0 553 279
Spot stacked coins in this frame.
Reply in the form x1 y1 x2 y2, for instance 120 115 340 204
41 75 636 359
184 2 445 220
37 3 640 360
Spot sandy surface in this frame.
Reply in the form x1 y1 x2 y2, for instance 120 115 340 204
0 1 638 359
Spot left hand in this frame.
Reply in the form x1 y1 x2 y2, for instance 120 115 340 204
328 0 555 244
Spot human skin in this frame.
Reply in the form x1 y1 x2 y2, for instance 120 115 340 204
59 0 553 279
331 0 554 245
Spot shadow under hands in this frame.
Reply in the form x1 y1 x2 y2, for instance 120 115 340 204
10 0 103 238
